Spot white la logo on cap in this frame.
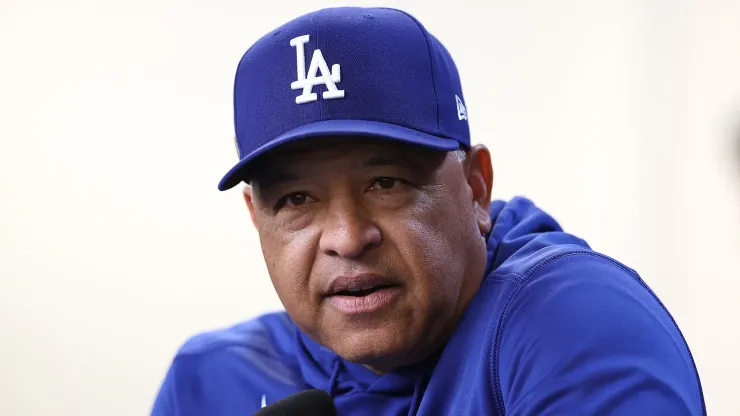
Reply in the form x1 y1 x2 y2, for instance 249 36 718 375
290 34 345 104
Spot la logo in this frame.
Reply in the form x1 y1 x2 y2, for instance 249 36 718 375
290 34 345 104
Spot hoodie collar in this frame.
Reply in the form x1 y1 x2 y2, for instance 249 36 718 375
295 330 435 396
484 196 565 275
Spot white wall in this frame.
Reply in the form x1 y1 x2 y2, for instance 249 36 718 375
1 0 738 414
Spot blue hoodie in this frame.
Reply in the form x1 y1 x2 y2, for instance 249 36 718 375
151 197 705 415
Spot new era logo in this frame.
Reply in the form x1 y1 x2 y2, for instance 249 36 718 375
455 95 467 121
290 34 345 104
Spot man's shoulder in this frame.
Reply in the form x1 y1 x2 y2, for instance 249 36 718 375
438 246 704 413
493 247 673 351
176 311 297 358
488 240 646 315
503 248 650 317
169 311 303 389
490 250 705 413
151 312 304 414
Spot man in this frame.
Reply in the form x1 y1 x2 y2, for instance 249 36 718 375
152 7 705 415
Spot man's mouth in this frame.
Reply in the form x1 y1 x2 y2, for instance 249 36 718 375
325 274 402 315
326 273 399 297
336 284 393 297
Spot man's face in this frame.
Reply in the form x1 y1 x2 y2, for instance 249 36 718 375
244 138 492 372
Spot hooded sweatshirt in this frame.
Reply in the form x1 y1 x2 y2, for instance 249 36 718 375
151 197 705 415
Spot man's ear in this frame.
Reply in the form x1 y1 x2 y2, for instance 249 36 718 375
465 145 494 234
243 184 258 228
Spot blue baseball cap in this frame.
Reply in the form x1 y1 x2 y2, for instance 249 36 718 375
218 7 470 191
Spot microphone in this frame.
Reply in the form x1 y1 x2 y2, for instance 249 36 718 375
253 389 338 416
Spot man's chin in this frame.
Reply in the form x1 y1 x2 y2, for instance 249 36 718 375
324 327 418 372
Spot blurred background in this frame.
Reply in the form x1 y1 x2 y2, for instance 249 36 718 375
1 0 739 414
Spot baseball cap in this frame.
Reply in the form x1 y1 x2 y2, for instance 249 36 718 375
218 7 470 191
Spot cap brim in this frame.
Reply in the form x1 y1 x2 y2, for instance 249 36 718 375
217 119 461 191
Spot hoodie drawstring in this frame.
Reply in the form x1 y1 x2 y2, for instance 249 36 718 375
407 378 422 416
327 359 341 397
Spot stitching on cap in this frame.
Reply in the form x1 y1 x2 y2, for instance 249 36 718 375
385 8 441 134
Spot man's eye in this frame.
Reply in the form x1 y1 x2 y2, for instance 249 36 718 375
276 192 311 210
370 177 401 190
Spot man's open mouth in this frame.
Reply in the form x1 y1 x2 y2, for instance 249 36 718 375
335 284 394 297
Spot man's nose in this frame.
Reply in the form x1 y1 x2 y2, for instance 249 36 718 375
318 198 381 258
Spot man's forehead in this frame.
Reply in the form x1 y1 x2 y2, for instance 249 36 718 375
250 138 445 182
262 139 433 166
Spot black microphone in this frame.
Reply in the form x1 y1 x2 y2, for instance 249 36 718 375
253 389 338 416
